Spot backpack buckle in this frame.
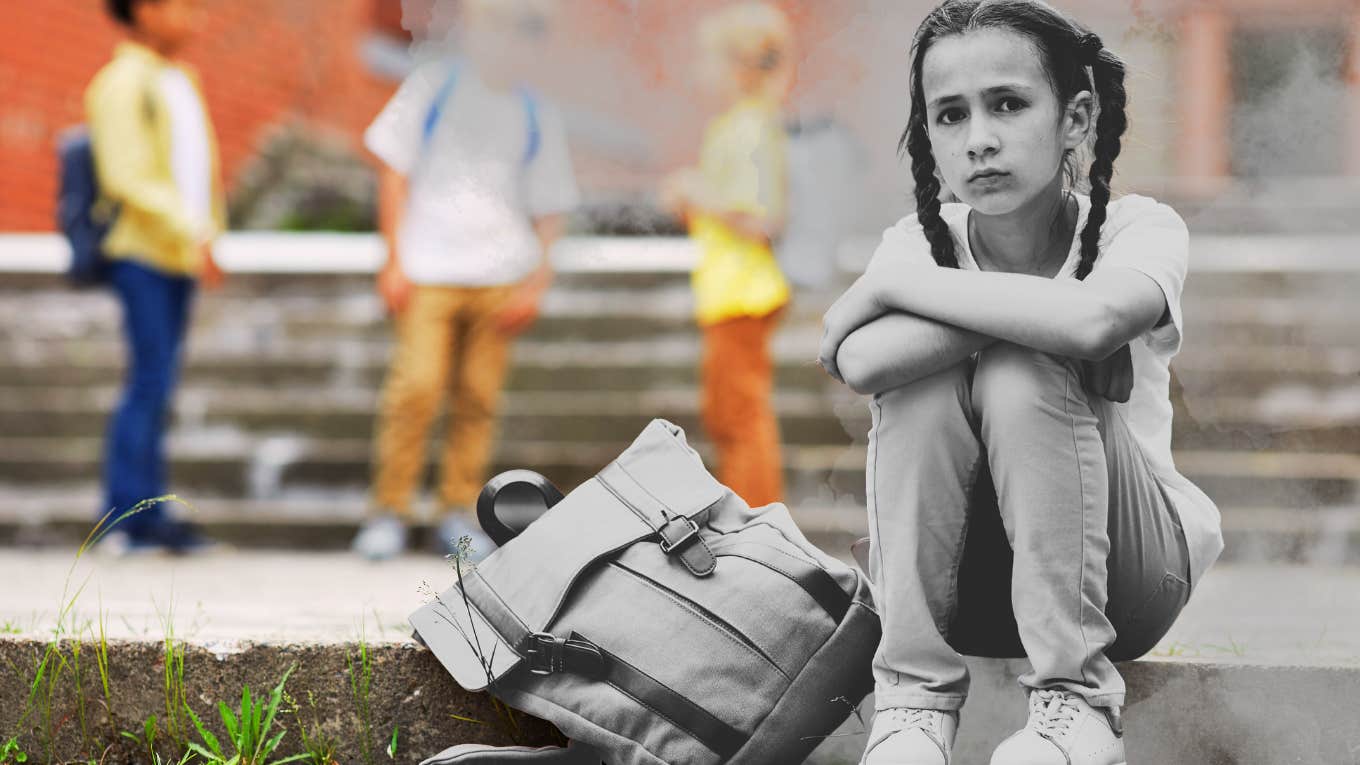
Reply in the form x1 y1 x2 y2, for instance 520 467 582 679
524 632 563 675
658 516 700 554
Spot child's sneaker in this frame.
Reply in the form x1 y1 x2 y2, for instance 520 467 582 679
352 513 408 561
989 689 1125 765
91 529 165 558
860 706 958 764
434 512 496 563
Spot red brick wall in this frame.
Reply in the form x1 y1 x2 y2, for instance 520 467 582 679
0 0 857 231
0 0 397 231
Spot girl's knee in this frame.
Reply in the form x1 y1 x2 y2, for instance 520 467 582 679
878 359 971 408
971 343 1074 415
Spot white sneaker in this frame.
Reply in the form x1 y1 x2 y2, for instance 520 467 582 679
435 512 496 564
90 529 166 558
351 513 408 561
989 689 1126 765
861 707 958 764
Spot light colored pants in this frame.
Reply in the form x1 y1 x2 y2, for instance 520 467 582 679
372 283 516 516
865 343 1190 712
700 307 786 508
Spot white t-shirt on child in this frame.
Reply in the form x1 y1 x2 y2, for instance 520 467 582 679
872 193 1224 593
159 67 213 236
364 60 581 286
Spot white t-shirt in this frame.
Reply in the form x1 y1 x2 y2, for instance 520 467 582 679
159 67 212 237
364 60 580 286
872 193 1224 593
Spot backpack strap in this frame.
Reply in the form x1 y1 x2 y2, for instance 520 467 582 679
418 741 603 764
596 461 717 577
421 64 541 168
459 570 747 759
422 63 462 151
516 87 541 166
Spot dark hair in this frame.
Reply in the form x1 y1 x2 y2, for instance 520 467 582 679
901 0 1128 280
106 0 150 27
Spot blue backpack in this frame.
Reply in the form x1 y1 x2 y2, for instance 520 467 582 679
57 81 155 287
56 126 113 286
422 63 541 167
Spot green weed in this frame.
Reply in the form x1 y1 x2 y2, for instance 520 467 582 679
1203 635 1248 657
284 691 339 765
0 736 28 764
3 495 181 762
120 715 196 765
346 632 377 765
185 664 307 765
157 598 192 752
94 603 114 734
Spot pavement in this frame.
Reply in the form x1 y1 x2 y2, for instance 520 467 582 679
4 548 1360 764
2 547 1357 667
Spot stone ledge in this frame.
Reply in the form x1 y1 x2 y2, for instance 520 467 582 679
0 637 561 765
4 637 1357 765
900 656 1360 765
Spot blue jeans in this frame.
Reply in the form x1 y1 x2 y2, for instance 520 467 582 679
863 344 1191 712
101 260 195 538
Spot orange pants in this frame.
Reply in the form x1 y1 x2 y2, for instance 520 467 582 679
371 283 516 517
700 307 786 508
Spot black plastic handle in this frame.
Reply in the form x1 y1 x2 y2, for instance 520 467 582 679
476 469 565 546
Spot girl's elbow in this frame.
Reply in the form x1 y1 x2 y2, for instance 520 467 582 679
1074 305 1126 361
835 339 878 395
843 371 880 397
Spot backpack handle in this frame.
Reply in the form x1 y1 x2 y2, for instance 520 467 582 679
476 469 564 546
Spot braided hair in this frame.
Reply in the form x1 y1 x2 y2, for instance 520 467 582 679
899 0 1129 280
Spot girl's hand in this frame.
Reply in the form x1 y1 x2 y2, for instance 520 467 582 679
660 168 703 216
1081 343 1134 403
818 274 887 382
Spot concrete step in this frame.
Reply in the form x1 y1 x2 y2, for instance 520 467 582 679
3 284 1357 347
10 258 1360 288
4 386 1360 453
5 491 1360 565
3 270 1358 341
0 434 1355 509
2 551 1359 765
2 341 1357 398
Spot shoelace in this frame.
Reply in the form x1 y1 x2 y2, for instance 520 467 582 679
883 706 945 731
1028 690 1082 739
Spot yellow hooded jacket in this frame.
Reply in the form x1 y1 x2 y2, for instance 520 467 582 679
84 41 225 276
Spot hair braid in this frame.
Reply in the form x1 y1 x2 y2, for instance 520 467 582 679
1075 47 1127 280
902 74 959 269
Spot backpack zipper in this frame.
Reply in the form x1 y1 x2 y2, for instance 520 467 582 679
607 560 790 682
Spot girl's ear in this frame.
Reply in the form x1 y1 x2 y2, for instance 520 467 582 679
1063 90 1096 150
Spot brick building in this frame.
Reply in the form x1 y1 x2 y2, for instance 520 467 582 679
2 0 1357 233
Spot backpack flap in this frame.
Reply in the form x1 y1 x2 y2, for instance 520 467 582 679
411 418 728 692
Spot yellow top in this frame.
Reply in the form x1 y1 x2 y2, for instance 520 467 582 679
689 97 790 325
84 41 225 276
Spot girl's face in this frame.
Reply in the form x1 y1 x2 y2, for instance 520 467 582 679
920 28 1092 215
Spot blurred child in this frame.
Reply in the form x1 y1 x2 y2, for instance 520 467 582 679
353 0 579 561
662 2 794 508
89 0 225 553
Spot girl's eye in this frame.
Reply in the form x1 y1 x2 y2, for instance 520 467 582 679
937 108 965 126
997 97 1027 113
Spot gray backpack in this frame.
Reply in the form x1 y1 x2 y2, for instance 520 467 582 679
410 419 880 765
